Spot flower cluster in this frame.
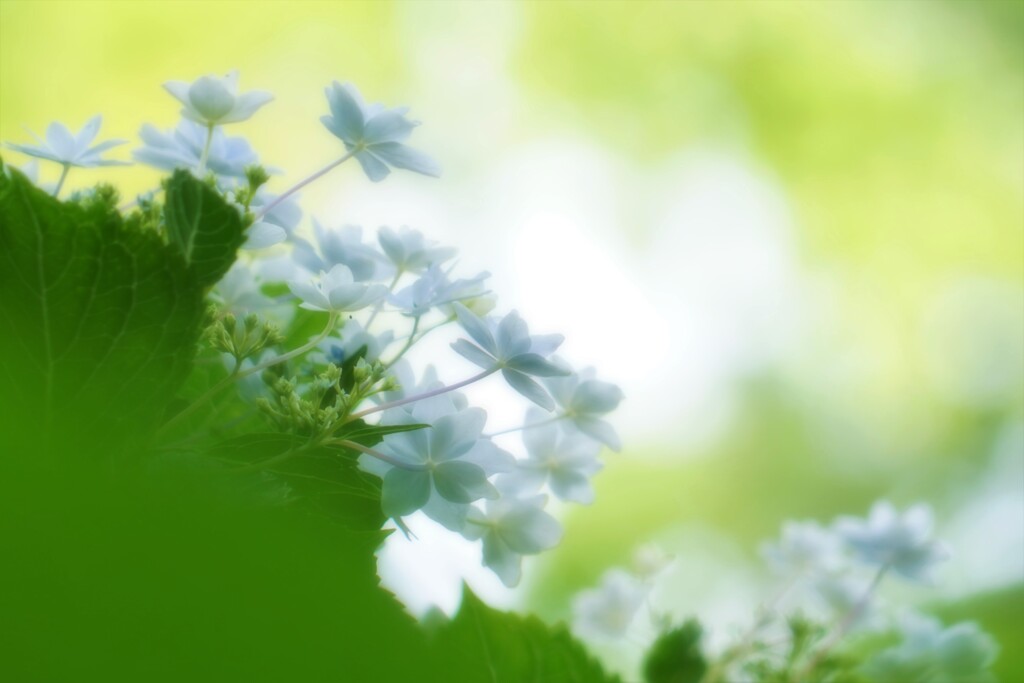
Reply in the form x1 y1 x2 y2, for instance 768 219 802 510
6 70 623 589
571 502 995 683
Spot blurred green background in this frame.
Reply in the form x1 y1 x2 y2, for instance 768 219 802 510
2 0 1021 679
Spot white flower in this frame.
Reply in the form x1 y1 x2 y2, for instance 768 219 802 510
288 264 387 313
244 189 303 250
572 569 650 639
499 411 602 504
378 226 456 274
364 398 514 532
861 613 998 683
463 494 562 587
321 81 439 182
835 501 950 582
451 303 570 410
390 265 489 318
133 119 258 177
164 70 273 127
761 520 846 576
545 365 624 451
5 115 129 168
292 221 391 282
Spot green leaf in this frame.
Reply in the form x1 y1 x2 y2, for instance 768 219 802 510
433 588 621 682
207 432 388 532
336 419 431 447
0 165 206 456
163 169 245 287
643 619 708 683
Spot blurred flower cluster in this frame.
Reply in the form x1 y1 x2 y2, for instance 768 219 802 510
572 501 997 682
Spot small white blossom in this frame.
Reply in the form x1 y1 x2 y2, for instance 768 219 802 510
288 264 387 313
244 189 303 250
572 568 650 640
293 221 390 281
861 613 998 683
390 265 489 318
451 303 569 410
499 411 602 504
545 365 624 451
365 398 514 532
164 70 273 127
835 501 951 582
134 119 258 177
761 520 846 577
378 226 456 274
5 115 129 168
321 81 440 182
463 494 563 587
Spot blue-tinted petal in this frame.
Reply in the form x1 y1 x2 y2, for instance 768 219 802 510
367 141 440 178
503 369 555 410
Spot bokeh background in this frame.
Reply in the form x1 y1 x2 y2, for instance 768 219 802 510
2 0 1021 678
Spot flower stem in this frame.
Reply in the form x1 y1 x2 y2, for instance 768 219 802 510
197 124 214 175
365 270 403 331
255 150 355 220
485 414 563 438
382 317 451 371
346 367 498 422
795 564 889 682
53 164 70 197
156 313 338 438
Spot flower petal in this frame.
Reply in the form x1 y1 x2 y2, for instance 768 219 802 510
354 150 391 182
364 110 418 144
219 90 274 124
75 115 102 150
433 461 495 504
324 81 365 143
503 369 555 411
367 141 440 177
382 468 431 517
451 339 497 370
45 122 77 160
453 302 496 354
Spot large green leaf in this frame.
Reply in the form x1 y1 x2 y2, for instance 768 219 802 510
433 588 621 682
163 169 245 287
0 166 206 456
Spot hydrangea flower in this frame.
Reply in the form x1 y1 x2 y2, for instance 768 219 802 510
133 120 259 177
320 81 440 182
545 365 624 451
571 568 650 639
163 70 273 127
499 410 602 504
451 303 569 410
860 613 998 683
292 222 391 281
288 264 387 313
390 265 489 318
463 494 562 587
834 501 950 582
5 115 129 168
366 398 514 531
245 189 303 249
761 520 846 576
378 226 456 274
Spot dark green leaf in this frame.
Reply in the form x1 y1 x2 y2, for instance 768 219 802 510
643 619 708 683
0 165 205 456
433 588 621 682
163 169 245 287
